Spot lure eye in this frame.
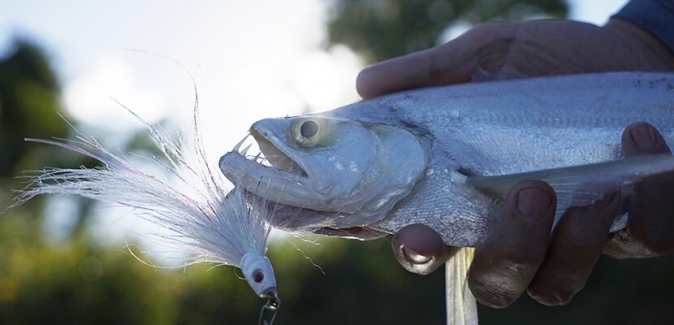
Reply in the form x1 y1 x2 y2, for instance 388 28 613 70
240 253 276 298
253 269 264 283
292 118 328 145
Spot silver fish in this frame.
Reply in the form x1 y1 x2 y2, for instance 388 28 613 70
220 71 674 325
219 71 674 246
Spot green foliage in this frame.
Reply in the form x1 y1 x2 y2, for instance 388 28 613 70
327 0 567 63
269 237 445 324
0 223 175 324
0 39 69 178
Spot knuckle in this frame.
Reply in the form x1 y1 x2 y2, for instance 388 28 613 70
469 275 521 308
558 225 607 251
468 257 538 308
557 205 615 250
497 241 547 268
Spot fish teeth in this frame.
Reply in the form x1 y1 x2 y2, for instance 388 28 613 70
240 144 252 156
233 134 250 153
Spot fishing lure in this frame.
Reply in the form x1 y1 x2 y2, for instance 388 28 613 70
11 107 281 324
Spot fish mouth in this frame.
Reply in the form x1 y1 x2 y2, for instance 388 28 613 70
220 135 388 237
247 127 307 177
219 130 331 211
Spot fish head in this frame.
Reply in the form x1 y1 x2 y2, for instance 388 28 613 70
220 114 427 231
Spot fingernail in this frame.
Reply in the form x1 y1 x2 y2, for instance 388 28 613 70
593 191 618 208
630 124 657 151
517 188 552 222
401 245 432 264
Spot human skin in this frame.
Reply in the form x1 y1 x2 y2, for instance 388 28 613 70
356 18 674 99
358 17 674 307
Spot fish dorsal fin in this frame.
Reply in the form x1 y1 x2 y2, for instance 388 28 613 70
446 247 478 325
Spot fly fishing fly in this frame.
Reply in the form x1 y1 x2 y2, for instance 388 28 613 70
10 104 281 324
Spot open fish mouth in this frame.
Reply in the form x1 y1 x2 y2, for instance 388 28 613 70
246 128 307 177
219 132 388 239
219 131 329 211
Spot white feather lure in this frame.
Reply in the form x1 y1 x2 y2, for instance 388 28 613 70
11 106 280 323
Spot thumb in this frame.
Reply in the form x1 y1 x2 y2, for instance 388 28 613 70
391 224 451 275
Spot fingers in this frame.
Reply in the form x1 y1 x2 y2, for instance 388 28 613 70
527 190 621 306
621 122 674 254
356 23 517 99
356 49 442 99
465 124 673 307
391 224 451 275
468 181 556 308
621 122 671 157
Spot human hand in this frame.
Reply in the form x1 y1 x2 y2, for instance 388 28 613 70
356 18 674 99
604 122 674 258
391 122 674 307
392 178 620 307
369 17 674 307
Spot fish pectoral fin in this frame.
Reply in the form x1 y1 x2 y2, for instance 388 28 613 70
465 154 674 207
446 247 478 325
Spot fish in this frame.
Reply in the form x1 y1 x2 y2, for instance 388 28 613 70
219 71 674 324
219 71 674 247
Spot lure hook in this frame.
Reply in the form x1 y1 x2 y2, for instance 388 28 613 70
257 291 281 325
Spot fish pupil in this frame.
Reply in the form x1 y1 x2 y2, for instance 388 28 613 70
300 120 319 138
253 270 264 283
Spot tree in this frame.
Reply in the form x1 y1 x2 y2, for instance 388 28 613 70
327 0 567 63
0 39 69 178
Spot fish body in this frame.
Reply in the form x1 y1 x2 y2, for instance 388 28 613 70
220 72 674 247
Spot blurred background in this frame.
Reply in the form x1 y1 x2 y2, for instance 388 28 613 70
1 0 674 324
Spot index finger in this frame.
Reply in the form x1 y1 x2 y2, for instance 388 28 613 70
355 23 517 99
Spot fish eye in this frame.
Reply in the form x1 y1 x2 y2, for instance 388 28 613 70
300 120 319 138
253 269 264 283
292 118 328 145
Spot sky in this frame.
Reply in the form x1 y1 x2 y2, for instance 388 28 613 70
0 0 629 246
